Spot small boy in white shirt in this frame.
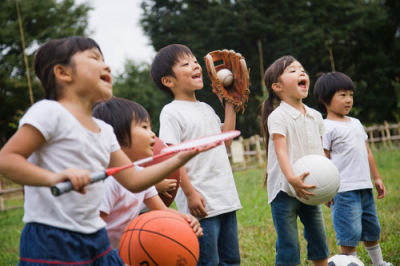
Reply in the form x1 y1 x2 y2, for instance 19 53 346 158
93 97 202 249
314 71 392 266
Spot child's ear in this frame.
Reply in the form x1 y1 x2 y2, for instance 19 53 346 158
271 82 282 93
161 76 174 88
53 64 73 83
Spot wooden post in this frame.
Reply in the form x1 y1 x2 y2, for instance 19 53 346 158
254 134 265 168
379 124 387 149
384 121 393 149
239 137 247 169
366 126 376 151
257 39 267 98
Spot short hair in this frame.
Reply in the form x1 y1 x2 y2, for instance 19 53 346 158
92 97 150 147
34 36 102 100
313 72 354 113
150 44 194 97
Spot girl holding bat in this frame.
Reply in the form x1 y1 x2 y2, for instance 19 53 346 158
0 36 214 265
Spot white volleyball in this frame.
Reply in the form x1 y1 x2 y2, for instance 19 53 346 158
290 154 340 206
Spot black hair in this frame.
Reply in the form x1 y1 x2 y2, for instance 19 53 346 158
150 44 194 97
34 36 102 100
260 55 298 184
313 72 354 114
92 97 150 147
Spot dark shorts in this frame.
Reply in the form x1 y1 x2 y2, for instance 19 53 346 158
19 223 124 265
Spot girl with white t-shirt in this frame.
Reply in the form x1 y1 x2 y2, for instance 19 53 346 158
93 97 202 249
261 55 329 265
0 37 211 265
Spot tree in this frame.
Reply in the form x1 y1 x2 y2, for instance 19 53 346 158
0 0 91 146
140 0 400 136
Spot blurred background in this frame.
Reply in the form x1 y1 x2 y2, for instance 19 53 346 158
1 0 399 145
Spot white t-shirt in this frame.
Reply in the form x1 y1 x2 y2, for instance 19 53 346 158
267 101 325 203
20 100 120 233
159 100 242 218
100 172 158 249
323 117 373 192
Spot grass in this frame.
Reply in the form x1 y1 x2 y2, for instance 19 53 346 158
1 149 399 265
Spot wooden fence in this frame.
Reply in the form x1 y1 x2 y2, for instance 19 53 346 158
1 121 399 211
228 121 400 171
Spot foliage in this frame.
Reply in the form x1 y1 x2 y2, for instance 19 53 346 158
139 0 400 137
1 148 399 265
0 0 91 146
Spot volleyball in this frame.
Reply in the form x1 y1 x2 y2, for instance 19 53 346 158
290 154 340 206
119 210 199 265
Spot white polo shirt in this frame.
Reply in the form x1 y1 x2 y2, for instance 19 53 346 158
266 101 325 203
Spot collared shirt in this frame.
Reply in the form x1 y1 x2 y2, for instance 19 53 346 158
266 101 325 203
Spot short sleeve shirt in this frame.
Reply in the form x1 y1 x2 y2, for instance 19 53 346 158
323 117 372 192
267 101 325 203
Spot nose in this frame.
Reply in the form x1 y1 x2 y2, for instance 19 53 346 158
346 95 353 102
104 63 111 74
192 61 201 70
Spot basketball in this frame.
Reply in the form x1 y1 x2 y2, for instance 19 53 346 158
289 154 340 206
142 137 180 207
328 254 365 266
119 210 199 266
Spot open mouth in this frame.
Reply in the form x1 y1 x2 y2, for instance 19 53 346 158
298 80 307 86
100 74 112 84
192 73 201 79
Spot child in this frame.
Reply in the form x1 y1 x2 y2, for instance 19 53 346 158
314 72 392 266
150 44 242 265
0 37 215 265
92 97 202 249
260 55 329 265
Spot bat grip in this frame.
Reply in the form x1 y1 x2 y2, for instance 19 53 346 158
50 171 107 196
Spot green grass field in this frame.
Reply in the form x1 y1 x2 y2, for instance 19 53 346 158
1 149 399 265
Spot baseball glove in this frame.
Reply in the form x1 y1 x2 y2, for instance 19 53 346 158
204 49 250 113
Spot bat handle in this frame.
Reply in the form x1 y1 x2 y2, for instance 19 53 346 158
50 171 107 196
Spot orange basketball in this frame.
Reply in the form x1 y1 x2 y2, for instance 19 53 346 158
119 210 199 266
142 137 180 207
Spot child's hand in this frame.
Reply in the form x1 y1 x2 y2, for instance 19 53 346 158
186 190 208 218
155 179 177 198
374 178 386 199
53 168 91 194
287 172 316 200
185 214 203 237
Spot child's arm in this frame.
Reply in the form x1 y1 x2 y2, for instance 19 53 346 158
273 133 316 199
179 167 208 218
366 142 386 199
0 125 90 192
144 195 203 237
221 102 236 147
109 143 218 193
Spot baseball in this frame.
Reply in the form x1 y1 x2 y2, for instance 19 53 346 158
217 68 233 87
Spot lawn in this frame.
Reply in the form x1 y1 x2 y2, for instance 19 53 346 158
1 148 399 265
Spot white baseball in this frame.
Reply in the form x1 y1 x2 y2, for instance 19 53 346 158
217 68 233 86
